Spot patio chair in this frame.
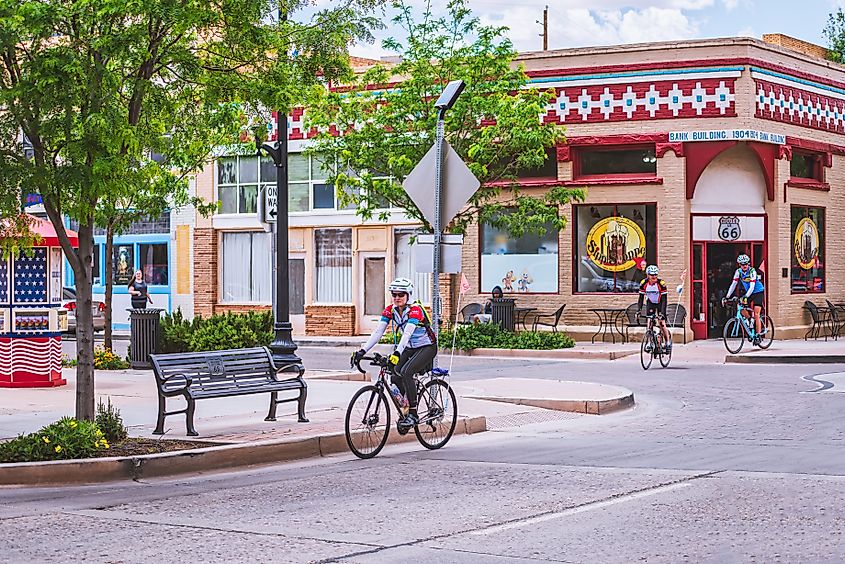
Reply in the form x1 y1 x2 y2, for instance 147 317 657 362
457 302 484 325
621 302 644 343
531 304 566 333
803 301 829 340
665 303 688 344
825 300 845 340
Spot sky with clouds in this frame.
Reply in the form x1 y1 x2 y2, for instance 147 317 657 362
337 0 845 60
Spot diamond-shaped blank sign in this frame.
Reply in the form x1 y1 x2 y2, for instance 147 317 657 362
403 140 480 228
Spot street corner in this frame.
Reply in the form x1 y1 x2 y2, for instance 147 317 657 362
452 377 635 416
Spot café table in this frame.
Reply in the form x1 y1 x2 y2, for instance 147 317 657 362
514 307 538 331
589 307 627 344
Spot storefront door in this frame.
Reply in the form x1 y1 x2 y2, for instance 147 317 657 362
690 240 765 339
358 253 386 333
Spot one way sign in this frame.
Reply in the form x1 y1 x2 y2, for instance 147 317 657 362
264 186 278 222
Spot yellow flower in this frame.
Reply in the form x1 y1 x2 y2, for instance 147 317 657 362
54 445 62 453
42 436 50 443
69 420 77 428
103 443 109 449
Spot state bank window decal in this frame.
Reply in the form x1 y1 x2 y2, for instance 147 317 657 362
790 206 824 294
574 204 657 293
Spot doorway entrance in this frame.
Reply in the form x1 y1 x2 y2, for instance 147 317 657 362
691 241 765 339
358 253 386 333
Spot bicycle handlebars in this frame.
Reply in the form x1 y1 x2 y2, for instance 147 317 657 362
352 352 390 374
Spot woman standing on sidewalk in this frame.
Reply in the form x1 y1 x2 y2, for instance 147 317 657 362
128 270 152 309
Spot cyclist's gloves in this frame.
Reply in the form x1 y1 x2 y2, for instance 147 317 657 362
351 349 366 367
740 297 748 305
388 353 400 367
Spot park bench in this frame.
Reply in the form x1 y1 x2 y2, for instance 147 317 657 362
150 347 308 436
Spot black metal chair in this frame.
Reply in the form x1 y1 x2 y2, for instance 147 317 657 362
531 304 566 333
621 303 644 343
825 300 845 340
665 303 688 344
457 302 483 325
803 301 830 340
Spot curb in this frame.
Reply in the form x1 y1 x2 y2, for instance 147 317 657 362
0 416 487 487
452 348 638 361
725 354 845 364
464 392 635 415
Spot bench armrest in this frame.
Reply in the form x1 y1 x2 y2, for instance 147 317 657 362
274 363 305 381
158 372 193 396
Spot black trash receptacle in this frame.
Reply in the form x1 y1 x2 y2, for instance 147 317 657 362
128 308 163 369
491 298 515 331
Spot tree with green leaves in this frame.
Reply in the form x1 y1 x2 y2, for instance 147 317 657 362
306 0 584 239
825 8 845 63
0 0 381 420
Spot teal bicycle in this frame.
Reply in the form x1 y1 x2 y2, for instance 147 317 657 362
721 297 774 354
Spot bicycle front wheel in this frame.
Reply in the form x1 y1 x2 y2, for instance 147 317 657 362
640 331 654 370
659 334 672 368
345 385 390 459
723 318 745 354
414 378 457 450
756 315 775 349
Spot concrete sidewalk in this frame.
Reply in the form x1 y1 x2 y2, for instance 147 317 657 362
0 364 633 485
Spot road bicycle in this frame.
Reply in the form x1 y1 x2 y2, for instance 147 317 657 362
639 311 671 370
345 352 457 459
721 297 775 354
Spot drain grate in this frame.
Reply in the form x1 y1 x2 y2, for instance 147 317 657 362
485 409 584 430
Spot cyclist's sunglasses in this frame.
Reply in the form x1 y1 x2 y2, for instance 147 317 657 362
391 292 408 298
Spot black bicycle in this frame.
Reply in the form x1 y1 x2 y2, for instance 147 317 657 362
345 353 457 459
640 311 671 370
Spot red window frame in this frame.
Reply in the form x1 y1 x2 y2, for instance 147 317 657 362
573 144 658 181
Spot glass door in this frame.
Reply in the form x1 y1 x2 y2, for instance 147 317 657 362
691 243 707 340
358 253 386 333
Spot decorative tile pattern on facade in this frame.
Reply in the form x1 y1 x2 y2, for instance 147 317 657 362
542 78 736 124
754 68 845 133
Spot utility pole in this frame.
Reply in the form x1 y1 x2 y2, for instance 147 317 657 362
538 5 548 51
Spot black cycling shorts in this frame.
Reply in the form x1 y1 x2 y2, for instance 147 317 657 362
645 301 666 319
748 291 764 308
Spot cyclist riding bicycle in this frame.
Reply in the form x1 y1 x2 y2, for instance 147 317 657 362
726 254 765 340
351 277 437 432
638 265 671 353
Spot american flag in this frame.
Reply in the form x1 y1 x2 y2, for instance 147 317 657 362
0 256 7 302
13 248 47 303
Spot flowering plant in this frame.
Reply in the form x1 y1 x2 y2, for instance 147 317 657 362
0 417 109 463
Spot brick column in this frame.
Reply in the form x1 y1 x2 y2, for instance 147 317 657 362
439 273 456 327
193 228 217 319
306 305 356 336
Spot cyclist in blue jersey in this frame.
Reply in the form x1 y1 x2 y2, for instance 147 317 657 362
351 277 437 432
726 254 765 338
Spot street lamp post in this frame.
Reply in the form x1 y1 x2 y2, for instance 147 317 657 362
257 111 303 371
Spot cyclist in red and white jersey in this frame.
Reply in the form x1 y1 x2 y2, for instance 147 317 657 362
638 265 671 353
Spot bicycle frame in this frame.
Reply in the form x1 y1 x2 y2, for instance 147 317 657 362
731 302 757 340
359 354 451 425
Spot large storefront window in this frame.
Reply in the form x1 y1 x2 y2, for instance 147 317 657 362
481 213 559 293
577 146 657 177
315 228 352 303
140 243 168 285
574 204 657 293
394 227 431 304
791 206 825 293
221 232 272 302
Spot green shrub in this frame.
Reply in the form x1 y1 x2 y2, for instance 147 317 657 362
440 323 574 351
61 354 77 368
188 311 274 351
160 307 197 353
96 397 128 444
0 417 109 463
379 330 400 344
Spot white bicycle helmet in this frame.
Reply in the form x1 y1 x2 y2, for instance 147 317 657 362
388 277 414 298
645 265 659 276
737 254 751 265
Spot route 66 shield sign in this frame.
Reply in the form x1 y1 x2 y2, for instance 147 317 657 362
718 216 741 241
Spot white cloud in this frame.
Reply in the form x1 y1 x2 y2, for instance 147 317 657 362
722 0 740 9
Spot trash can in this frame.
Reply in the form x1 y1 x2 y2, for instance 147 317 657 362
491 298 515 331
128 308 163 369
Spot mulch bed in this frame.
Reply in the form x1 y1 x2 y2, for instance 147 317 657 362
105 437 220 457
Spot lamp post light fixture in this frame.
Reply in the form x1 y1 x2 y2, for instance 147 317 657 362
256 112 303 372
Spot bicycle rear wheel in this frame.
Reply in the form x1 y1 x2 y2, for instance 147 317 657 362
345 385 390 459
640 331 654 370
723 318 745 354
756 315 775 349
414 378 457 450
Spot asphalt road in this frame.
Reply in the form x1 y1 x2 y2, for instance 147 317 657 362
4 348 844 562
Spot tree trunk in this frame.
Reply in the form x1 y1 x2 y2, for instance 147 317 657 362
73 222 97 421
104 222 114 351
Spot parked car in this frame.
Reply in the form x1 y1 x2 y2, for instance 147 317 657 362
62 287 106 333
